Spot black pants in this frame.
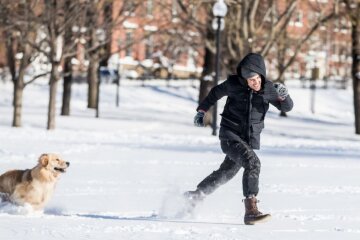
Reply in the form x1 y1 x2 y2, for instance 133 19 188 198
196 140 261 197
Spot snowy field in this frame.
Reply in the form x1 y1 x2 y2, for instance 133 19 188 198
1 78 360 240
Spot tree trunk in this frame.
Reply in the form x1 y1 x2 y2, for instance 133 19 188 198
61 5 73 116
199 47 215 103
277 62 288 117
199 46 215 126
275 30 288 117
351 15 360 134
87 55 99 109
12 76 24 127
47 64 59 130
10 33 33 127
61 57 72 116
5 32 16 85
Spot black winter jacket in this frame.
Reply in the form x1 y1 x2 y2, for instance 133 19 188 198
197 53 293 149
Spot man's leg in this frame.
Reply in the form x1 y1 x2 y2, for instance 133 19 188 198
226 140 270 225
196 155 241 195
224 140 261 197
183 153 240 214
241 146 261 197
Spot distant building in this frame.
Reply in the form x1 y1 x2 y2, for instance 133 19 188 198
109 0 204 79
0 0 352 82
268 0 351 82
109 0 351 81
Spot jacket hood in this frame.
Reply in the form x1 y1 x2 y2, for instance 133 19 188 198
236 53 267 87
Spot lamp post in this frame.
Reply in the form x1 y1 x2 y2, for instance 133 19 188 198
115 60 120 107
310 63 319 114
211 0 227 136
96 28 106 118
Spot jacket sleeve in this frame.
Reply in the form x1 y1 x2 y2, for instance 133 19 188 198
265 81 293 112
270 95 294 112
197 80 228 112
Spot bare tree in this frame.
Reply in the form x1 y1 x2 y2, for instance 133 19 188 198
60 24 73 116
273 0 340 82
61 0 87 116
217 0 298 72
271 0 339 117
27 0 85 129
82 1 146 110
153 1 213 124
85 2 106 109
343 0 360 134
62 0 180 115
0 1 48 127
44 0 65 129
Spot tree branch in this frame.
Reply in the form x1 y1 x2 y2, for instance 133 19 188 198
24 72 50 86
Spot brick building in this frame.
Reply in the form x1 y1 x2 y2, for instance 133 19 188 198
109 0 351 81
108 0 204 79
268 0 351 82
0 0 352 82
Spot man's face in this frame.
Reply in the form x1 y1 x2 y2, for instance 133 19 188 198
246 74 261 91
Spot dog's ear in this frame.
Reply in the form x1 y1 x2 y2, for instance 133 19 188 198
39 154 49 167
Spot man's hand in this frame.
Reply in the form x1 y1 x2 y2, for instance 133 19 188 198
194 111 205 127
274 83 288 100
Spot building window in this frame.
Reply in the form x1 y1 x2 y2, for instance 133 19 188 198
295 11 303 26
292 62 300 78
331 43 338 55
334 18 340 32
146 0 153 16
189 1 197 18
125 31 133 57
320 23 327 31
290 11 303 27
123 2 136 16
172 0 179 19
145 34 154 59
340 18 349 33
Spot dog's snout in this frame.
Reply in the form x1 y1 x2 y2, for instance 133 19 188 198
66 162 70 167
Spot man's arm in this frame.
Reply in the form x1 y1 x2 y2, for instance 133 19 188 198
269 83 294 112
194 80 229 127
270 96 294 112
197 80 228 112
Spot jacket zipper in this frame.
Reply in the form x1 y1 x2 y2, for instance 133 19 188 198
247 90 253 143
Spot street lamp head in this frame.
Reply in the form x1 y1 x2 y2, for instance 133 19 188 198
213 0 228 17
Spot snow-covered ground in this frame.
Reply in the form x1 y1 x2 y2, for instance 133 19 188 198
1 79 360 240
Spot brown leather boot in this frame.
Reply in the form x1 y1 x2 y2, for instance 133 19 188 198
244 197 271 225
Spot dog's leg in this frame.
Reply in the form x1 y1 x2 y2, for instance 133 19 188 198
0 192 10 202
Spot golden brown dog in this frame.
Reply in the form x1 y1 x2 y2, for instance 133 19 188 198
0 153 69 210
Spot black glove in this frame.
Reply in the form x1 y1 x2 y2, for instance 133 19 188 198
274 83 288 100
194 111 205 127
